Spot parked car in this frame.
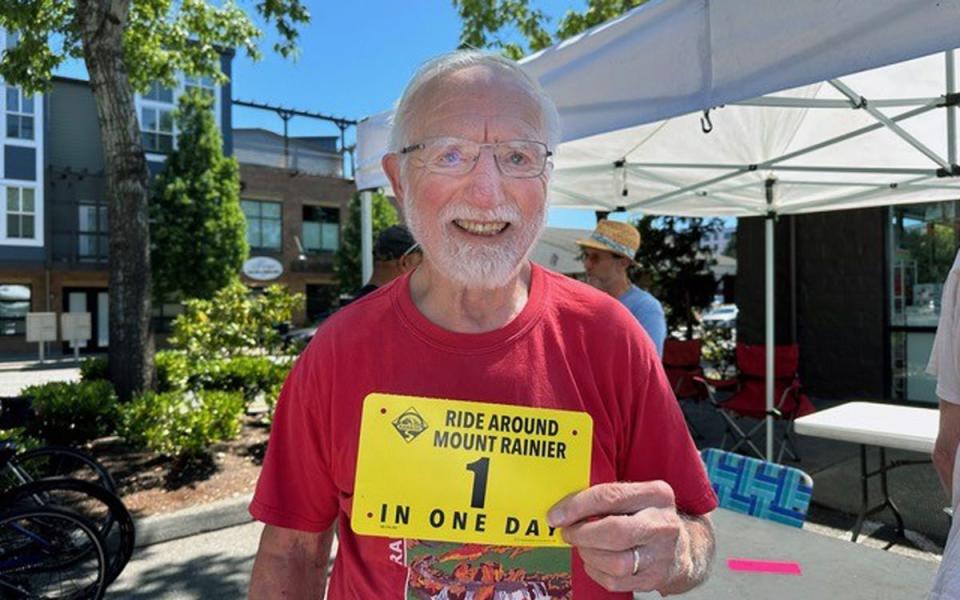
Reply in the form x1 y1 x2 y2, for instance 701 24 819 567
701 304 738 328
281 309 339 348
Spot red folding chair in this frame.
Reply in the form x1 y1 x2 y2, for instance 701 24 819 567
696 343 816 462
662 339 707 440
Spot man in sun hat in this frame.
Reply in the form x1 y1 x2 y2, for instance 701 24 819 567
577 219 667 356
249 50 715 599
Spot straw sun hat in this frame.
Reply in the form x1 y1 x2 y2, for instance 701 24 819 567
576 220 641 261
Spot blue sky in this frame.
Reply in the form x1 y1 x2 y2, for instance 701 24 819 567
56 0 625 230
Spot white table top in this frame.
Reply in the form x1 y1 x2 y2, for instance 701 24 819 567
794 401 938 454
636 509 938 599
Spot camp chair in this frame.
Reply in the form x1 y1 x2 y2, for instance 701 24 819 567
662 339 706 440
695 343 816 462
700 447 814 527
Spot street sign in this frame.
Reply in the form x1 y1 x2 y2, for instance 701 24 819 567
61 312 92 361
242 256 283 281
352 393 592 547
25 313 57 343
61 312 92 343
26 312 57 363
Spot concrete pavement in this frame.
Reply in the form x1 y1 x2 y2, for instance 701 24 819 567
108 521 263 599
0 356 82 396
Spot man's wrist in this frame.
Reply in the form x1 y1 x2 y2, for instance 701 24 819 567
658 513 714 596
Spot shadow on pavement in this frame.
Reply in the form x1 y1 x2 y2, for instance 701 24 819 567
107 549 253 599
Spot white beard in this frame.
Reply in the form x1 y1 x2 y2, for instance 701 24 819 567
406 198 547 290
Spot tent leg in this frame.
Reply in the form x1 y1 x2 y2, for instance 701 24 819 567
360 190 374 285
765 179 776 463
947 50 957 166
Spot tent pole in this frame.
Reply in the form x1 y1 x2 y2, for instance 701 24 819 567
947 50 957 166
360 191 373 285
765 179 776 462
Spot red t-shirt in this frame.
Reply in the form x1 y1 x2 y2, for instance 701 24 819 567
250 263 717 599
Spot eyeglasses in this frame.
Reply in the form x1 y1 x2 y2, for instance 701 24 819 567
578 249 617 263
400 242 421 258
400 137 552 179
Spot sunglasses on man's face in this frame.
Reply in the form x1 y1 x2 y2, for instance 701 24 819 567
578 249 619 263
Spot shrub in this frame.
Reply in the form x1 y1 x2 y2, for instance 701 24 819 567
156 350 190 392
81 351 190 393
701 326 736 378
119 389 245 457
0 428 41 451
263 381 285 425
21 380 119 445
169 279 303 360
80 356 109 381
190 356 292 404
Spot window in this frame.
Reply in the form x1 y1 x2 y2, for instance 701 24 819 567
137 74 222 156
6 85 34 140
6 187 35 239
151 299 184 334
78 201 109 261
302 206 340 252
140 81 175 153
141 106 174 153
889 201 960 404
185 74 216 97
144 82 174 103
242 200 282 250
0 284 30 336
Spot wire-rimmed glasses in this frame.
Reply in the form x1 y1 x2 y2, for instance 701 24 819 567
400 137 552 179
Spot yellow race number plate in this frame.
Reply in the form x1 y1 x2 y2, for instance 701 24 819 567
351 393 592 547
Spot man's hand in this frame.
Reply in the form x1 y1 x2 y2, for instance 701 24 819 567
547 481 714 595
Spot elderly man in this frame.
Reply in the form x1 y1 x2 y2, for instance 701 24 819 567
248 51 716 599
577 220 667 356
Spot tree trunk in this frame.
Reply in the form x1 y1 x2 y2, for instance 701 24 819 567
75 0 155 400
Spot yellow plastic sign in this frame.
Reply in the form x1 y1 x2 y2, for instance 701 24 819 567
351 393 593 547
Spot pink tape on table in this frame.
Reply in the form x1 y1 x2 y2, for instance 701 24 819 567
727 558 802 575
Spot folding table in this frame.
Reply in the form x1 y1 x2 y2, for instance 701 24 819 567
793 401 938 541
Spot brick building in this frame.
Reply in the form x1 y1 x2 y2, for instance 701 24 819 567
234 128 353 325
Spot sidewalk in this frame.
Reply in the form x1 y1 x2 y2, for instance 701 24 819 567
0 355 84 396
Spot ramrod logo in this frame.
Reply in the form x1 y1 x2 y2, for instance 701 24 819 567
392 407 428 442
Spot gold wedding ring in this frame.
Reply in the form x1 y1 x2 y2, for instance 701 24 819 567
632 546 641 576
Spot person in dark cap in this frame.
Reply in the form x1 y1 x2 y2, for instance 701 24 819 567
353 224 422 300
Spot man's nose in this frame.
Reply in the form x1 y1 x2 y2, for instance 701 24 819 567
464 149 506 207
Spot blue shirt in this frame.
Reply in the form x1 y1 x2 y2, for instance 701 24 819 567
618 285 666 356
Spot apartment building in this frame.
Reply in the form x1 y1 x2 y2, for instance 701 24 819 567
0 36 234 356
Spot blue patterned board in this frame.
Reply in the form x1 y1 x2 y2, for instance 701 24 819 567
700 448 813 528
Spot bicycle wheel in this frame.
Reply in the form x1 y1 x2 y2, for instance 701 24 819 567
0 505 107 600
0 479 135 585
3 448 116 495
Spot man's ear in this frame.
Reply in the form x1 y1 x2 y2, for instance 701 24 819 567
399 253 421 273
382 153 406 213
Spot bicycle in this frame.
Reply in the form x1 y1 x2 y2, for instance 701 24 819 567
0 397 116 494
0 504 107 599
0 478 135 585
0 444 116 495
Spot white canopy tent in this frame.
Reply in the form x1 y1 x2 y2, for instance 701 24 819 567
354 0 960 461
